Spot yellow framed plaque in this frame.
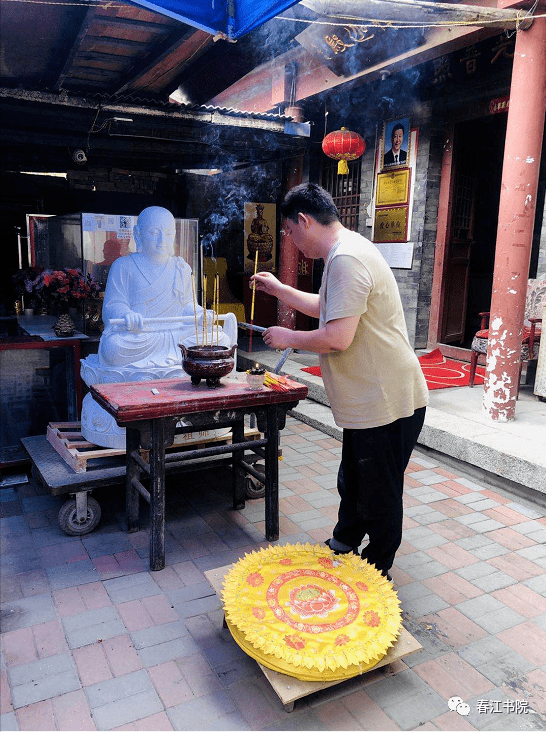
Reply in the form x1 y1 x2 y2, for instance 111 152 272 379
373 206 409 243
375 168 411 206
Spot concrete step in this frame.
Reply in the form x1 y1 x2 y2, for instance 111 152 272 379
238 348 546 497
289 398 340 440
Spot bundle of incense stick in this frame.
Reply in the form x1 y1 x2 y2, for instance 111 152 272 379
191 273 199 345
263 372 292 391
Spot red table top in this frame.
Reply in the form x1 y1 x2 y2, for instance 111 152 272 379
91 372 308 423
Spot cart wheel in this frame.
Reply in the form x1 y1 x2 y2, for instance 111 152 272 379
58 497 101 536
245 463 266 499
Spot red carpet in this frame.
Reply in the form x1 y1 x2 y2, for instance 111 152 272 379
300 365 322 377
301 349 485 390
417 348 485 390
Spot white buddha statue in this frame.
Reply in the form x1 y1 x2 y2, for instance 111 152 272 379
80 206 237 448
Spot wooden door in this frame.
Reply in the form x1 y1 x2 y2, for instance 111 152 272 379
440 145 477 343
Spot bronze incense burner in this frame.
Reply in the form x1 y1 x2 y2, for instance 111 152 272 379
179 344 237 387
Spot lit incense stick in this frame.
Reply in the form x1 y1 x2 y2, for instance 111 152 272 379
250 249 258 322
249 249 259 353
203 274 207 346
215 273 220 346
212 274 217 347
191 273 199 345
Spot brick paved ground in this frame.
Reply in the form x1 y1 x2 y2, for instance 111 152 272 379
1 416 545 731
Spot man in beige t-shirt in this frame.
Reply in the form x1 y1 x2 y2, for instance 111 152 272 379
253 183 428 580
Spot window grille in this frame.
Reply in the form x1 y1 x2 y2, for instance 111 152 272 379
320 158 362 231
452 153 477 241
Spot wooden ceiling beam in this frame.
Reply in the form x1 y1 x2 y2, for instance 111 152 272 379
113 29 213 96
53 7 99 92
91 16 174 34
76 51 143 64
72 60 131 73
61 80 115 90
84 36 150 49
302 0 533 30
212 15 513 113
67 67 121 77
67 72 121 83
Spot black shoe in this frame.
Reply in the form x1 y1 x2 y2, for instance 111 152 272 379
324 538 359 555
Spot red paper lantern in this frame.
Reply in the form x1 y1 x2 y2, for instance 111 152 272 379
322 127 366 175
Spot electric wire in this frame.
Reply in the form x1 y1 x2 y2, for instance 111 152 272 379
274 11 544 30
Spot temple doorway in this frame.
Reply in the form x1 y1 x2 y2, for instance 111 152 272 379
439 113 507 349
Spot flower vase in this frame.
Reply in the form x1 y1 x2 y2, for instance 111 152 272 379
53 304 76 337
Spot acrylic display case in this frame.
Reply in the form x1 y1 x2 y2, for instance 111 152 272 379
28 212 200 332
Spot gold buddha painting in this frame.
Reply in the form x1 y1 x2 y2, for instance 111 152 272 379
244 202 276 272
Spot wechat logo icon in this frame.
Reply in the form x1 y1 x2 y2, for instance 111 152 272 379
448 697 470 716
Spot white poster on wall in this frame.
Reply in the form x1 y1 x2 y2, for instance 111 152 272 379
375 241 414 269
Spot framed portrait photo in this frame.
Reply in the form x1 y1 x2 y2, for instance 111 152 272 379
382 117 411 169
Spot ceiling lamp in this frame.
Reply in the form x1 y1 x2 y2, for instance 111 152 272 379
322 127 366 175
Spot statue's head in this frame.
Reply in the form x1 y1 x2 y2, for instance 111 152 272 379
133 206 176 263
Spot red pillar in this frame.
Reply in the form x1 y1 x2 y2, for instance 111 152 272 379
483 18 546 421
277 155 304 328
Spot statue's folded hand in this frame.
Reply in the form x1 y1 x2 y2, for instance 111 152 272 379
124 311 144 331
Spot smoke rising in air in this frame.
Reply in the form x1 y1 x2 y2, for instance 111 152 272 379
190 160 283 275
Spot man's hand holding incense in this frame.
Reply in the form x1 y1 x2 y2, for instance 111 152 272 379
263 326 294 350
251 271 283 298
251 271 320 320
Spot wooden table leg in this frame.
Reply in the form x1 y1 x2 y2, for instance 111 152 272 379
126 426 141 533
231 418 245 510
149 418 166 571
265 405 279 541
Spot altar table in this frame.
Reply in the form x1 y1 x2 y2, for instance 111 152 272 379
91 373 308 570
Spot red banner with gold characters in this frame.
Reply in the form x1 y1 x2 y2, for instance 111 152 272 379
489 96 510 115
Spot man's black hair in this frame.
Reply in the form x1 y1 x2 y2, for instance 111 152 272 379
280 182 340 226
391 123 405 141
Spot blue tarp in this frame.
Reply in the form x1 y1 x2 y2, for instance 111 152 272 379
128 0 300 40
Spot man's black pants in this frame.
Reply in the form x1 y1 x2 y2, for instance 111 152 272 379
332 407 426 575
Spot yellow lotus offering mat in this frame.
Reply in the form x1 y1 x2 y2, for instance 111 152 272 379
221 543 402 683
